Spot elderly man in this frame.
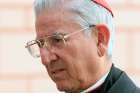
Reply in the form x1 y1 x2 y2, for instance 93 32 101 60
25 0 140 93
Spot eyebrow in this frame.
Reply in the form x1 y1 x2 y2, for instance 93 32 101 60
36 32 64 40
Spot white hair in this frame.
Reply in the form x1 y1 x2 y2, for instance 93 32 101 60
34 0 115 57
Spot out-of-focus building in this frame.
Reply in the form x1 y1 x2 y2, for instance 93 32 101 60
0 0 140 93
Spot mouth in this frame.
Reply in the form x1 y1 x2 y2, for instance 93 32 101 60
50 68 67 81
52 69 65 75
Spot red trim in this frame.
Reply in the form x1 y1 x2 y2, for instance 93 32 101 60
91 0 114 17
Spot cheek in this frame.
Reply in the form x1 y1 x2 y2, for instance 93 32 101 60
64 39 99 75
59 46 85 81
55 50 80 82
54 38 97 79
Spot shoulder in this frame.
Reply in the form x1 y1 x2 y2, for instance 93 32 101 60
134 87 140 93
107 66 139 93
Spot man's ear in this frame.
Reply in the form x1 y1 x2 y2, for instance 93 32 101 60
95 24 110 57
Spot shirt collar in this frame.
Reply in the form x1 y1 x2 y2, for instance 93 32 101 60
81 71 110 93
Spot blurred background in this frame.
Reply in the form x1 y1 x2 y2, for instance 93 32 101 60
0 0 140 93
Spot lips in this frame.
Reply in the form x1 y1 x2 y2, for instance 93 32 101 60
49 68 66 81
51 68 65 74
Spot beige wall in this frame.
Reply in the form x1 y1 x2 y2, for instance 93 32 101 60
0 0 140 93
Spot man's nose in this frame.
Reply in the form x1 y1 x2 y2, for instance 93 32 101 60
40 47 58 65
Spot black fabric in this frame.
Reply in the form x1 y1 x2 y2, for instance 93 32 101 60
87 65 140 93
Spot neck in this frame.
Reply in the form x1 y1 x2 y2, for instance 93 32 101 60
82 61 112 93
66 61 112 93
81 70 110 93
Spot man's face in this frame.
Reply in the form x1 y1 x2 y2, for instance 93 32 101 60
35 10 100 92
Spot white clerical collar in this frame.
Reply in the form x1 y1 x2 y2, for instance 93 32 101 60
81 71 110 93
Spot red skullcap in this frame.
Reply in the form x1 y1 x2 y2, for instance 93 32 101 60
91 0 114 17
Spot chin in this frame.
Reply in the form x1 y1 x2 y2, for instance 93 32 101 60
57 87 76 93
55 80 74 93
55 80 71 92
55 80 80 93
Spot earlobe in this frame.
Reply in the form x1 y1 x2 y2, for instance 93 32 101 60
97 43 106 57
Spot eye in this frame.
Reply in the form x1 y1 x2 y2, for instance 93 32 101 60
51 35 63 43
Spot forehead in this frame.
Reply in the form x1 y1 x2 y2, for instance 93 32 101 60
35 9 81 37
36 9 80 29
